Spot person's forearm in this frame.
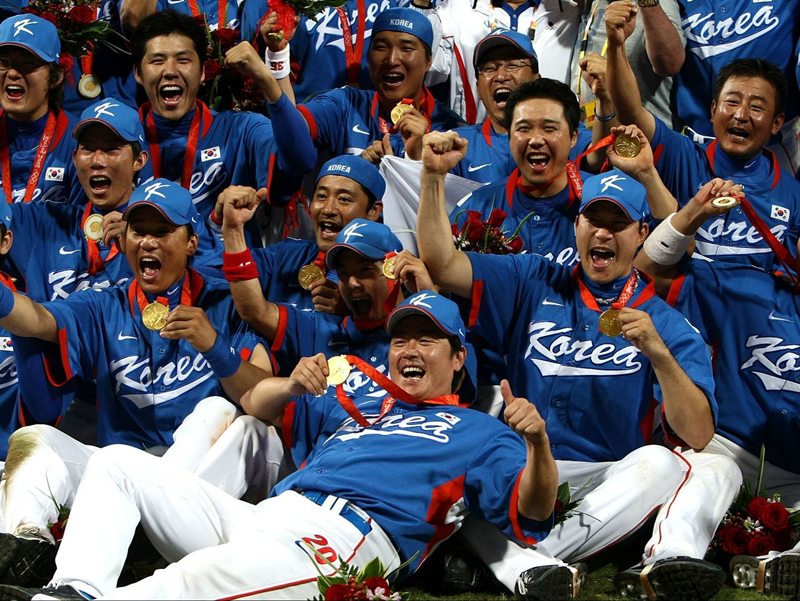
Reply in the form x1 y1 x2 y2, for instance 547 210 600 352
517 436 558 522
240 376 297 425
606 42 656 139
220 361 272 403
268 93 318 173
0 289 58 343
639 2 685 77
120 0 156 30
636 166 678 219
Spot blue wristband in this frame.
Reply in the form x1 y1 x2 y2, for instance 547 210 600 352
595 112 616 122
0 282 15 319
203 334 241 379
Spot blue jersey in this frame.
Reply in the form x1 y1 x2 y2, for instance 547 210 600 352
297 87 465 158
670 257 800 474
676 0 800 136
8 201 223 302
275 392 552 575
119 0 240 29
464 253 716 462
651 117 800 270
39 270 262 449
451 120 593 184
0 274 21 460
1 109 81 205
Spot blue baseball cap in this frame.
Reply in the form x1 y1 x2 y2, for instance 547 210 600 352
579 170 648 222
73 99 146 146
317 155 386 202
326 219 402 270
0 15 60 64
0 189 11 230
371 8 433 52
473 28 538 76
124 179 200 234
386 291 477 403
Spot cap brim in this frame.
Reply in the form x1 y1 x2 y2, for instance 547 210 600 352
73 119 136 143
386 305 458 339
580 197 640 222
0 41 54 64
474 36 538 71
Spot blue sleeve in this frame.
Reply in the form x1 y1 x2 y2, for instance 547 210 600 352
12 334 75 424
650 116 708 207
268 93 318 174
272 305 319 373
41 291 105 382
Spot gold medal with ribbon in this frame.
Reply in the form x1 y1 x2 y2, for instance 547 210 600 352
298 264 325 290
83 213 103 241
326 355 352 386
142 301 169 331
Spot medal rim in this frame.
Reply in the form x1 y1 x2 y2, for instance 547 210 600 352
391 102 413 125
83 213 104 241
382 257 396 279
710 195 741 209
78 74 102 99
298 264 325 291
326 355 351 386
142 301 169 331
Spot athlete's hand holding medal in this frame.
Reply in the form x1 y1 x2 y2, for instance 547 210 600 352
288 353 345 398
688 178 745 222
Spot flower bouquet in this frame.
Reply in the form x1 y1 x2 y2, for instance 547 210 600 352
267 0 348 41
451 207 533 255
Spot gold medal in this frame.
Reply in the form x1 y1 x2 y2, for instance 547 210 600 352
78 74 102 99
710 195 741 209
266 31 285 42
391 102 413 124
326 355 351 386
613 133 641 159
598 308 622 337
83 213 104 241
382 256 396 279
142 301 169 331
298 264 325 291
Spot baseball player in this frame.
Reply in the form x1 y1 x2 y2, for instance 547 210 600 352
417 130 738 601
635 180 800 600
0 180 282 587
0 15 81 206
217 155 384 315
606 5 800 272
1 291 558 601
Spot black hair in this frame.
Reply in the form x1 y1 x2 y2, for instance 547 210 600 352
714 58 787 117
503 78 580 136
47 62 64 109
131 10 208 72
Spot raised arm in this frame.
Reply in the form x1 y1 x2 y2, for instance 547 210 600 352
0 285 58 343
636 0 685 77
417 131 474 298
119 0 156 31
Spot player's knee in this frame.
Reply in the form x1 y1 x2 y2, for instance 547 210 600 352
4 425 59 480
86 444 150 483
626 445 683 488
695 452 743 491
192 396 240 424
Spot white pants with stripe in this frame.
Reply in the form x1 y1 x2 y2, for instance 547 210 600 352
51 445 400 600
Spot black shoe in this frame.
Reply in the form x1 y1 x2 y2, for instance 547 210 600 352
440 548 490 594
0 533 57 587
614 556 725 601
0 581 90 600
730 553 800 597
515 564 578 601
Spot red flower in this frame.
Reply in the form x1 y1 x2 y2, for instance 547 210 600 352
748 497 770 521
507 236 524 253
68 5 94 27
364 576 390 594
213 27 240 51
464 211 486 243
325 584 352 600
748 533 779 556
204 59 223 80
49 520 67 541
554 499 564 514
718 523 750 555
37 11 57 24
487 208 508 229
761 502 790 531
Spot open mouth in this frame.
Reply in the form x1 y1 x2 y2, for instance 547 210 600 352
526 152 550 173
160 84 183 106
4 85 23 100
382 72 405 88
317 219 342 241
493 88 511 107
590 248 615 269
140 257 162 282
349 295 372 317
728 127 750 142
89 175 111 195
401 365 425 380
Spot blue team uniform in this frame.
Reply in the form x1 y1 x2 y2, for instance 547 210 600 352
119 0 240 29
651 117 800 271
675 0 800 137
275 390 553 575
1 109 81 205
669 257 800 475
451 120 593 184
38 270 262 448
0 273 21 460
464 252 716 462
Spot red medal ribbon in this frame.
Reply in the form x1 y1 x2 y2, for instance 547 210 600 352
186 0 228 29
313 250 327 271
574 266 641 313
127 268 204 319
0 109 66 203
334 354 460 427
337 0 366 86
374 88 435 134
509 161 583 210
82 204 119 276
140 101 214 189
481 118 493 147
80 44 94 77
0 271 17 293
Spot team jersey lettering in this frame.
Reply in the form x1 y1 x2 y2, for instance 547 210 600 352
306 0 390 52
0 355 17 390
697 219 787 246
336 412 455 443
741 335 800 392
47 269 113 300
188 161 227 206
683 6 780 59
110 353 214 408
543 247 581 267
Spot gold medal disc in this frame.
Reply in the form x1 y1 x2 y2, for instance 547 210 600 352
326 355 352 386
83 213 104 241
298 264 325 291
78 74 102 99
613 133 641 159
266 30 285 42
391 102 413 124
710 195 741 209
142 301 169 331
382 256 396 279
598 308 622 337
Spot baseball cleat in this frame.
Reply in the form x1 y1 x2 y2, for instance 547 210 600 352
730 553 800 597
440 549 490 593
515 563 583 600
614 556 725 601
0 581 92 600
0 533 57 587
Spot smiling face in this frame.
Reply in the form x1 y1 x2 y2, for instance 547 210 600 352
368 30 431 110
389 314 465 401
711 75 784 162
576 201 648 284
509 97 577 191
311 175 382 252
0 46 57 122
476 46 538 133
125 205 198 294
134 34 203 121
74 124 148 212
335 249 390 322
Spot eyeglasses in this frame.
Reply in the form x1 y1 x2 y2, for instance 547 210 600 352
478 60 532 78
0 56 47 74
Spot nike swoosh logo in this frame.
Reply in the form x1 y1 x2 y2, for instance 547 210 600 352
59 246 81 255
542 298 564 307
166 0 184 4
118 332 137 341
352 124 370 135
467 163 491 172
328 340 349 347
768 311 793 323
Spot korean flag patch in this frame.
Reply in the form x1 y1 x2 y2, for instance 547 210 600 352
771 205 790 223
201 146 221 162
436 412 461 425
45 167 64 182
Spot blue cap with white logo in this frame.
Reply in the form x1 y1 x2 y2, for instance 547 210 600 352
326 219 402 270
73 99 146 146
371 8 433 52
579 170 648 222
0 189 11 229
317 155 386 202
124 179 200 234
473 28 538 76
0 14 60 64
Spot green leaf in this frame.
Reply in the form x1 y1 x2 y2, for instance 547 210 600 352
359 557 385 579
